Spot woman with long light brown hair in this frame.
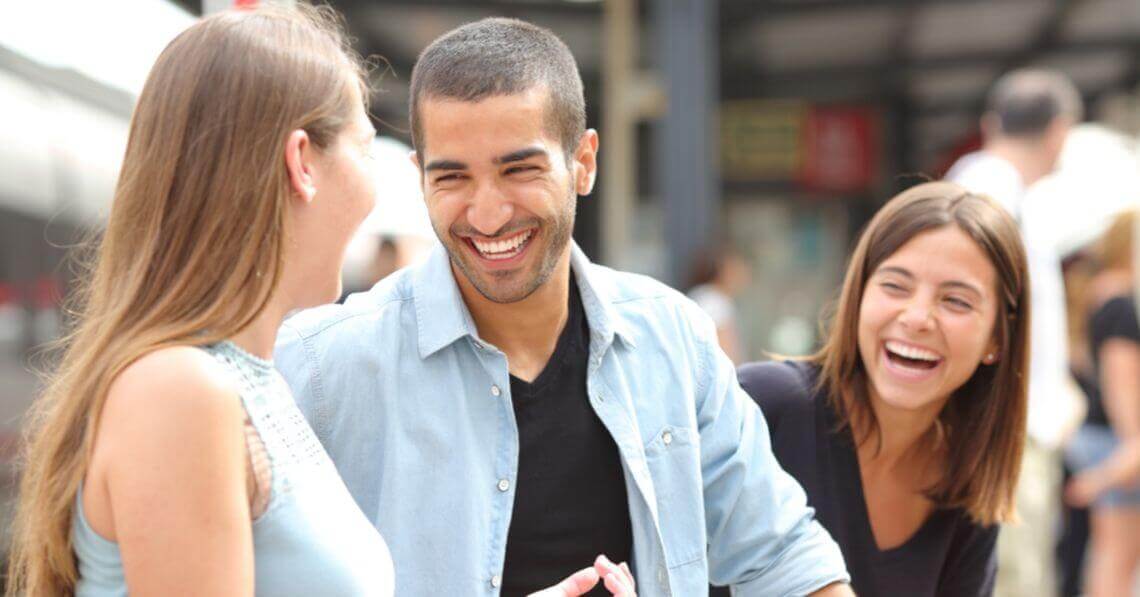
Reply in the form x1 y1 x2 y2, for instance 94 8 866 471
737 181 1030 596
5 5 394 595
1065 209 1140 596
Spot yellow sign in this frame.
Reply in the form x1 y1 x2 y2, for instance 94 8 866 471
720 100 804 181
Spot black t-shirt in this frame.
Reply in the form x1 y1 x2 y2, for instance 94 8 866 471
1086 295 1140 427
737 360 998 597
500 277 633 596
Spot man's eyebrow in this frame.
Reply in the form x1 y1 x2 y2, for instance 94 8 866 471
493 147 548 164
424 159 468 172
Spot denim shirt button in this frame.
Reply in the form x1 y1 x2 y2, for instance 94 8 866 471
490 575 501 588
497 478 510 492
662 431 673 446
491 384 501 397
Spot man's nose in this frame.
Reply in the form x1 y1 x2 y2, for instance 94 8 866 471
466 182 513 236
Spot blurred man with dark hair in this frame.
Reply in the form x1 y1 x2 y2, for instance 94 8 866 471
947 68 1085 597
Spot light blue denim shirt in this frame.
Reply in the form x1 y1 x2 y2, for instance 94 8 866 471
274 242 849 596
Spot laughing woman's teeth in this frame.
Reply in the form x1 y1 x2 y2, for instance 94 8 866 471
884 340 940 362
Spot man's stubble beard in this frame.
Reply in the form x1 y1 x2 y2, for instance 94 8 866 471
440 187 577 305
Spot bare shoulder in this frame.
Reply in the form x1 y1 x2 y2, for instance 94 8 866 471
98 346 246 457
1090 270 1133 306
86 346 250 539
105 345 241 418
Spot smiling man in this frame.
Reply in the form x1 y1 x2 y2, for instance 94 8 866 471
275 18 850 596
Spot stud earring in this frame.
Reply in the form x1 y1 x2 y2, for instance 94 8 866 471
984 353 996 364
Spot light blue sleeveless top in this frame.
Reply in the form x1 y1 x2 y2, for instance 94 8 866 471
72 341 394 596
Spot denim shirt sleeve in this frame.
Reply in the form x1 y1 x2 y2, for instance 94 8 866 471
274 322 324 436
691 306 850 595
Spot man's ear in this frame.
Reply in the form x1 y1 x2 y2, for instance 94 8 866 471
573 129 599 196
285 129 316 203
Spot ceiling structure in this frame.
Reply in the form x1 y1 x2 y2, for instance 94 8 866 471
173 0 1140 178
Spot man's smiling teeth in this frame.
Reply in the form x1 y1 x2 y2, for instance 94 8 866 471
884 340 940 362
472 230 533 259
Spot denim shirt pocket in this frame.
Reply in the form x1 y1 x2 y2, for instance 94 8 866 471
643 425 706 570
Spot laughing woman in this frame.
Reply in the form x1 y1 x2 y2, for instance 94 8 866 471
739 182 1029 596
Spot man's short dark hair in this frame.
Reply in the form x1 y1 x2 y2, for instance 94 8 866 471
986 69 1083 137
409 18 586 160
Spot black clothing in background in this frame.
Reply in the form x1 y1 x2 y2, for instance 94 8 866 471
500 277 633 596
1057 434 1090 597
1086 295 1140 427
735 360 999 597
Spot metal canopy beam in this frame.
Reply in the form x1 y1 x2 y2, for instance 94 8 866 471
720 34 1134 99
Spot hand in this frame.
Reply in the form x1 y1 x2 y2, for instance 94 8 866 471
1066 439 1140 507
593 554 635 596
527 555 636 597
528 566 599 597
809 581 856 596
1066 468 1109 507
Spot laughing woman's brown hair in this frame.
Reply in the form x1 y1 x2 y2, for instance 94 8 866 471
738 181 1029 596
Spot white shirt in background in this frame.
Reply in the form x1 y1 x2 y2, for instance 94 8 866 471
947 150 1080 450
688 284 744 362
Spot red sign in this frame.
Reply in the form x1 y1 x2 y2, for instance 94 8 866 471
797 106 878 193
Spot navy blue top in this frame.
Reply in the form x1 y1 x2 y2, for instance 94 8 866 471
736 360 998 597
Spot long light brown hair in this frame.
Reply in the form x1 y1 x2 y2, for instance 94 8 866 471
6 5 369 594
812 181 1030 526
1096 209 1137 273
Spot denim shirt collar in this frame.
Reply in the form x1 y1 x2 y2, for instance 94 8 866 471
411 241 637 359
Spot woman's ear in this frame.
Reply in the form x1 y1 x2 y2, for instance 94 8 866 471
284 129 316 203
982 335 1000 365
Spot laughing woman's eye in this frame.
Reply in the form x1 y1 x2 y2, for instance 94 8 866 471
945 296 973 311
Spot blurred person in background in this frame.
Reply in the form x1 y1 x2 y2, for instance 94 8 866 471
946 68 1084 597
1065 209 1140 597
276 16 852 597
367 236 402 286
339 235 399 302
736 182 1029 596
3 6 629 597
686 246 752 363
1056 246 1102 597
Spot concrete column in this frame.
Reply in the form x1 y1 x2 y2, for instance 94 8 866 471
653 0 719 287
601 0 636 267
